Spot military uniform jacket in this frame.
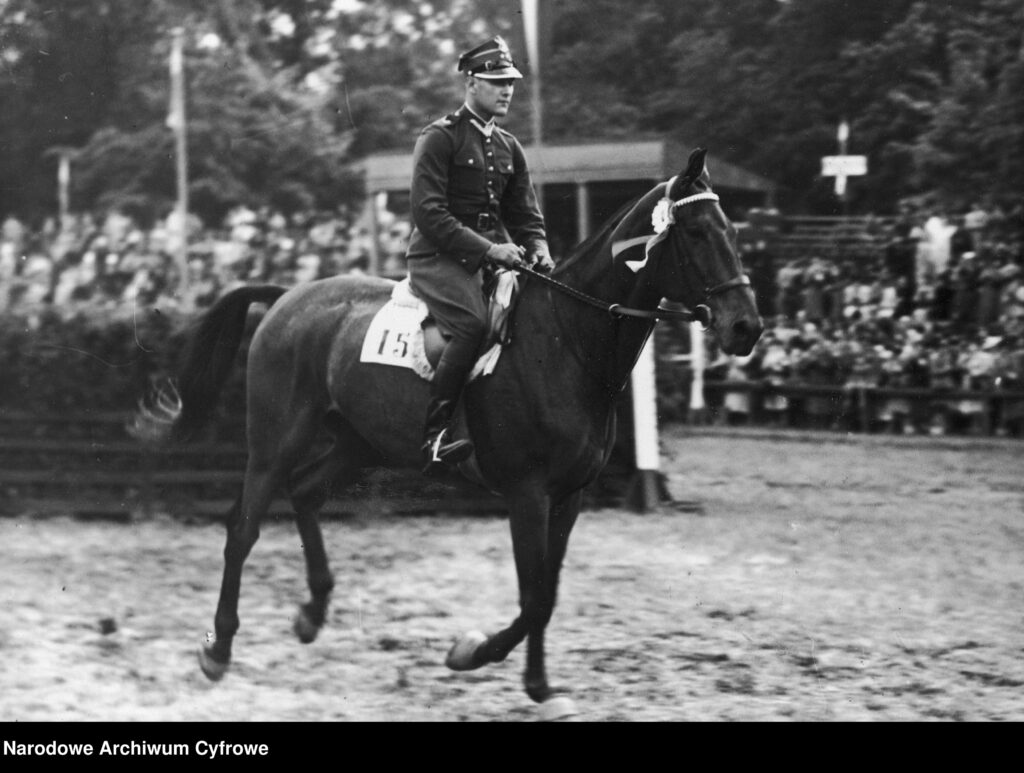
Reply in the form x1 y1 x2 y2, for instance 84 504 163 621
405 105 548 274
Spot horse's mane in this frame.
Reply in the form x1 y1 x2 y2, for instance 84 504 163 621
552 196 640 276
551 185 663 276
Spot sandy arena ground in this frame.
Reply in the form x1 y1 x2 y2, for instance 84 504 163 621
1 428 1022 722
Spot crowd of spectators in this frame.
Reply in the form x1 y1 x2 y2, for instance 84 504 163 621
710 200 1024 436
0 205 378 326
3 197 1023 436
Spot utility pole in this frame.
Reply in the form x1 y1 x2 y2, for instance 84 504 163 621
168 28 189 297
522 0 543 147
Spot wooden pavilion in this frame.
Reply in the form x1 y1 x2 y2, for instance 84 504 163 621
359 139 776 275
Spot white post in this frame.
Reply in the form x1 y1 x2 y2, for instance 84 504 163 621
631 332 660 471
626 331 667 512
689 321 707 420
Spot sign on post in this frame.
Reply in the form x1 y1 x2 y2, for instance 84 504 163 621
821 155 867 196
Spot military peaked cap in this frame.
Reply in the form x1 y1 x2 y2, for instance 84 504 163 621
457 35 524 79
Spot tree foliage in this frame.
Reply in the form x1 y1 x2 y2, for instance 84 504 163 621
1 0 1021 224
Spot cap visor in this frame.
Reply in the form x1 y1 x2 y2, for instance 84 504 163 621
474 66 524 79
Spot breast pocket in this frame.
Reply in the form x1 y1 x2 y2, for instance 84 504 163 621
494 148 515 177
449 153 485 202
494 148 515 182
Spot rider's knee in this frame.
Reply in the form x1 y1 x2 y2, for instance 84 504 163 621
453 316 488 347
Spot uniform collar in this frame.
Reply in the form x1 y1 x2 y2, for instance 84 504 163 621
462 104 495 137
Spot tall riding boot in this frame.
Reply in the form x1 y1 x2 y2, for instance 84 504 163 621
421 336 478 476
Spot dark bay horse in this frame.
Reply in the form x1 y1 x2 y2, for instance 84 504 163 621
137 148 762 718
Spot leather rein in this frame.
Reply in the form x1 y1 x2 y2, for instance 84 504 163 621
512 261 711 324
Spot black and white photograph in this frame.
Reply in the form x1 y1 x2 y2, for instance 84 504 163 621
1 0 1022 727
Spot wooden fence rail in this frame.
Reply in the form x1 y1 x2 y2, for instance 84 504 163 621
2 381 1020 519
0 410 505 520
701 380 1024 437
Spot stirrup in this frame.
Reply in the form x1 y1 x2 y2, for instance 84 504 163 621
422 428 473 476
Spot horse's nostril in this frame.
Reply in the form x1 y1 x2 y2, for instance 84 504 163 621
732 319 750 338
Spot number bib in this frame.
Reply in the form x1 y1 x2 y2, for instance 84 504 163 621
359 300 428 373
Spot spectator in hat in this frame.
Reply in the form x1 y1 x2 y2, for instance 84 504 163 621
758 330 792 427
1000 263 1024 326
964 201 990 253
720 352 757 426
403 34 553 475
977 252 1004 329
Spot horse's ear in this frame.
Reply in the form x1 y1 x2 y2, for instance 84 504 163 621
685 148 708 182
670 148 709 197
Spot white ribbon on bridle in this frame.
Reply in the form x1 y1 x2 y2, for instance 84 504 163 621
610 175 720 273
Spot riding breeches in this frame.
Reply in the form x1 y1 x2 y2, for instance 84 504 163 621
407 253 488 347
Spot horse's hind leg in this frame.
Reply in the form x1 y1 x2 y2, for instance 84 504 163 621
287 415 373 644
199 460 282 680
199 407 322 681
291 495 335 645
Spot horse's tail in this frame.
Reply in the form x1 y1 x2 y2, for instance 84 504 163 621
129 284 288 444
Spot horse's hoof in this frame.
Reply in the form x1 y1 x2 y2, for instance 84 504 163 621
197 645 230 682
538 696 579 722
445 630 488 671
293 608 320 644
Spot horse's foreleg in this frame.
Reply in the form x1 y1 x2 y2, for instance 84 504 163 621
524 490 581 703
447 485 554 698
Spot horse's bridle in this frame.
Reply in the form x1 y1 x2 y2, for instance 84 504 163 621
513 182 750 326
647 186 752 306
705 275 752 296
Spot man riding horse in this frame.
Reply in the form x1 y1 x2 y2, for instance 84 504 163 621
405 35 554 476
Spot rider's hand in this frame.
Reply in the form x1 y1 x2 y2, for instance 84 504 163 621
529 246 555 273
485 243 526 270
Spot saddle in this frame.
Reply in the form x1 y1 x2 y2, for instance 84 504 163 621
360 269 521 383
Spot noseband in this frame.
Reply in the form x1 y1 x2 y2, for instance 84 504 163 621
705 274 751 297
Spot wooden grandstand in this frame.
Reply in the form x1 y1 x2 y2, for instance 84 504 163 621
766 215 899 262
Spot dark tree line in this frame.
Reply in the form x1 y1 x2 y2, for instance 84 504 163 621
1 0 1021 226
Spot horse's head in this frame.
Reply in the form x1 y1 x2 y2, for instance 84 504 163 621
611 148 763 355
